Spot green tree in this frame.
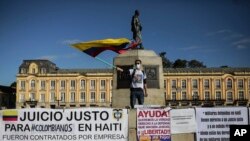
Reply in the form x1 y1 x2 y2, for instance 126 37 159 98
10 81 16 88
220 65 228 68
173 59 188 68
188 60 206 68
159 52 172 68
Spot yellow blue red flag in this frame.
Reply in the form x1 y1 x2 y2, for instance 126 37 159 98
71 38 137 57
2 110 18 121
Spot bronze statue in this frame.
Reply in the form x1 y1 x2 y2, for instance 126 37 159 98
131 10 144 49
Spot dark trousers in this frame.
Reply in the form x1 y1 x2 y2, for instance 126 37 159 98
130 88 144 108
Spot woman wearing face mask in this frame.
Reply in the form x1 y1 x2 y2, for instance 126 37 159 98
128 59 148 109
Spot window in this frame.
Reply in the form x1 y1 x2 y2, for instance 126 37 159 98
90 80 95 90
30 93 35 101
215 91 221 100
19 94 25 102
192 79 198 89
31 80 35 89
171 91 176 100
70 92 75 102
192 91 199 100
50 92 55 102
20 81 25 90
90 92 95 102
60 92 65 102
32 68 36 74
80 80 85 90
70 80 76 90
181 91 187 100
227 92 233 102
41 68 46 74
181 80 186 89
51 80 56 90
171 80 177 89
80 92 85 102
164 80 166 88
61 80 66 90
100 80 106 90
204 79 209 89
40 80 45 90
40 94 45 102
227 79 232 89
248 80 250 88
20 68 26 74
101 92 106 102
215 79 221 89
238 79 244 89
204 91 210 100
238 91 244 100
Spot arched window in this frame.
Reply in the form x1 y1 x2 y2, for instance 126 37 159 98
80 80 85 90
31 80 35 89
227 79 233 89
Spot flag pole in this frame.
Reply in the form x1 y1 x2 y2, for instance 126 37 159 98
95 57 117 69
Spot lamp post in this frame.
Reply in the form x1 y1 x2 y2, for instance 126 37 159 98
55 96 62 108
25 98 38 108
192 95 199 106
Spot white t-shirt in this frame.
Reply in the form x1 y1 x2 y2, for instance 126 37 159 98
129 69 147 89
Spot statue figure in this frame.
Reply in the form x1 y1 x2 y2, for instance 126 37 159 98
131 10 143 49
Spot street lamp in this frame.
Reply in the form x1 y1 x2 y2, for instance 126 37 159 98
55 96 62 108
25 98 38 108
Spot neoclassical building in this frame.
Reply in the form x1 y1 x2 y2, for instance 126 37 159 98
16 60 250 108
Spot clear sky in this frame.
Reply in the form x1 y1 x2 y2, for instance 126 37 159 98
1 0 250 86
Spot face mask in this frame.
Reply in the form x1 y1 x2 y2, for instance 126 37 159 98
136 64 140 69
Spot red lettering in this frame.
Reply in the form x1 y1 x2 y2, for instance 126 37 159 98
138 111 144 118
138 110 170 118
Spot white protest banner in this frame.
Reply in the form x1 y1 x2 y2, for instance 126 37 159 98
0 108 128 141
137 108 171 141
249 107 250 124
196 107 248 141
170 108 196 134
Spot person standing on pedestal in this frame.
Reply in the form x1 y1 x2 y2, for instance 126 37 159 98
129 59 148 108
131 10 144 49
116 59 148 108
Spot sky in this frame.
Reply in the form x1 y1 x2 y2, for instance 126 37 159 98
1 0 250 86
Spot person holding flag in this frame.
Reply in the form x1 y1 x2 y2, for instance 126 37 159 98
116 59 148 109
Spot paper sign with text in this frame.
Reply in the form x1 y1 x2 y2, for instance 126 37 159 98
170 108 196 134
196 107 248 141
137 108 171 141
0 108 128 141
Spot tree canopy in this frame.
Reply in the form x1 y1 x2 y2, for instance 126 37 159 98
159 52 206 68
159 52 172 68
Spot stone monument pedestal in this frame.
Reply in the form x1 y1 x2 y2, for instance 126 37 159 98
112 49 165 108
112 49 166 140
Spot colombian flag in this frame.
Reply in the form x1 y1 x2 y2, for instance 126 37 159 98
2 110 18 121
71 38 138 57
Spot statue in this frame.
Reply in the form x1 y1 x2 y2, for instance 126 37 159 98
131 10 144 49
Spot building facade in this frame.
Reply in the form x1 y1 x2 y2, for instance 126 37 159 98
16 60 250 108
164 68 250 107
